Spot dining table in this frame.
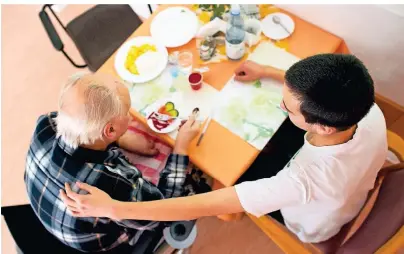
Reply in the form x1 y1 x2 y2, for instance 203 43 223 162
97 4 350 225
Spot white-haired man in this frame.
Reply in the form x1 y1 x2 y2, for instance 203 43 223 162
24 73 200 253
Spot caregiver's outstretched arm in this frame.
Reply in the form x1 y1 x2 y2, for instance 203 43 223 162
234 60 285 83
60 182 244 221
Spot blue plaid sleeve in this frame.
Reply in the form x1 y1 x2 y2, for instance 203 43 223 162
105 156 163 230
104 152 189 229
157 154 189 198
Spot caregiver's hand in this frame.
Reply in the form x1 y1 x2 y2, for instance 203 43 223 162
234 60 267 82
60 182 116 219
234 60 286 83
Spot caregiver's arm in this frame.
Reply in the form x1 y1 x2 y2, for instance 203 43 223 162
60 163 307 221
113 187 243 221
234 60 285 83
61 182 243 221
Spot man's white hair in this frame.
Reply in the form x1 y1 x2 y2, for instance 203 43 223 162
55 72 125 148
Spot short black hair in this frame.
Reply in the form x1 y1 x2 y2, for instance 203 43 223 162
285 54 374 131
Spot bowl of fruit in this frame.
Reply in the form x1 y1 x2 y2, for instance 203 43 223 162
146 101 182 133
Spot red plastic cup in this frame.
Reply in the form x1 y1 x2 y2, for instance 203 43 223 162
188 72 203 91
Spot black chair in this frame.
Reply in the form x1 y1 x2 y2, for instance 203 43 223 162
2 204 195 254
39 4 151 72
2 204 85 254
1 204 160 254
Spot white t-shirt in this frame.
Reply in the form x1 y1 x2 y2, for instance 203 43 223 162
235 104 387 243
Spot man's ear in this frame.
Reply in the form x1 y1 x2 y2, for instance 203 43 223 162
103 123 116 139
313 124 337 135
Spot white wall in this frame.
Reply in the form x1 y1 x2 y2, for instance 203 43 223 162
277 4 404 106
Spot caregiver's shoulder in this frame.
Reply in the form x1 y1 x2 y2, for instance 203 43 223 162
361 103 386 135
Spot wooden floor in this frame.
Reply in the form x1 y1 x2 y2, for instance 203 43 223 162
1 5 282 254
190 217 282 254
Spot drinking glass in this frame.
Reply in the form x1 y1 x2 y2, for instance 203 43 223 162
177 51 193 75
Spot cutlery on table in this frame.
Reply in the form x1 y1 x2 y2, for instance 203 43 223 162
272 15 291 35
196 114 212 146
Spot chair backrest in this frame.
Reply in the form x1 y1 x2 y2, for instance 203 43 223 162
1 204 83 254
337 164 404 253
260 130 404 254
313 163 404 254
1 204 159 254
39 4 144 71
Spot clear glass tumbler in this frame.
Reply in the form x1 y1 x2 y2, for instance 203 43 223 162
177 51 193 75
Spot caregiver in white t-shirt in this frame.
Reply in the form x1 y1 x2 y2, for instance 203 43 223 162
61 54 387 243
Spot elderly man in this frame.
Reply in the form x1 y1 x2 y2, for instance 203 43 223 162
24 73 199 253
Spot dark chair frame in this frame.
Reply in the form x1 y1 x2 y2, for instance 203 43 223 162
38 4 153 70
2 203 195 254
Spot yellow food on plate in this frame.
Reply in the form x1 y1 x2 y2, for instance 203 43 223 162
125 44 157 75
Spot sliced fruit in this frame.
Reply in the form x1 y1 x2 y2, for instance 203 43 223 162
167 109 179 117
165 102 175 111
158 106 168 114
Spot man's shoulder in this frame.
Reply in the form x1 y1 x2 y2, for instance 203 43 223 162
32 112 58 143
360 104 386 133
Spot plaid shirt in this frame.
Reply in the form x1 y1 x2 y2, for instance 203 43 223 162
24 112 189 252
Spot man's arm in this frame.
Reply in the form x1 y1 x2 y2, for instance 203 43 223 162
96 162 163 230
234 60 285 83
157 115 201 198
61 162 307 221
112 162 308 221
261 65 286 83
112 187 243 221
157 153 189 198
117 123 159 156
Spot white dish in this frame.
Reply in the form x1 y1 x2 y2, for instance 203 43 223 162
114 36 168 83
145 99 182 134
261 13 295 40
150 7 199 48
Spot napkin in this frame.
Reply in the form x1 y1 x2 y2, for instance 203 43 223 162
196 17 261 47
196 17 226 38
120 120 172 185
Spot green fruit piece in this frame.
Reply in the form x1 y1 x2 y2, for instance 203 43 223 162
165 102 175 111
167 109 179 117
253 80 262 88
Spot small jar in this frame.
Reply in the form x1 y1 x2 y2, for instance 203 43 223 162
199 36 216 61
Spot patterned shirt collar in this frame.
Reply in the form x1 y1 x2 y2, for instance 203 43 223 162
57 137 121 164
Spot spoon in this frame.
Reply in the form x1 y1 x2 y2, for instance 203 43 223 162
272 15 291 35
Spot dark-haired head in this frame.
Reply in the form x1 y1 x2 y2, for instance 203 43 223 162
282 54 374 134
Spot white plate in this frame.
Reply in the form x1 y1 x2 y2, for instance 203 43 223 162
261 13 295 40
145 99 182 134
114 36 168 83
150 7 198 48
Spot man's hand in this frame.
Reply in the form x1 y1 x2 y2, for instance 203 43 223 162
234 60 267 82
60 182 117 219
118 123 159 157
234 61 286 83
174 114 200 155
